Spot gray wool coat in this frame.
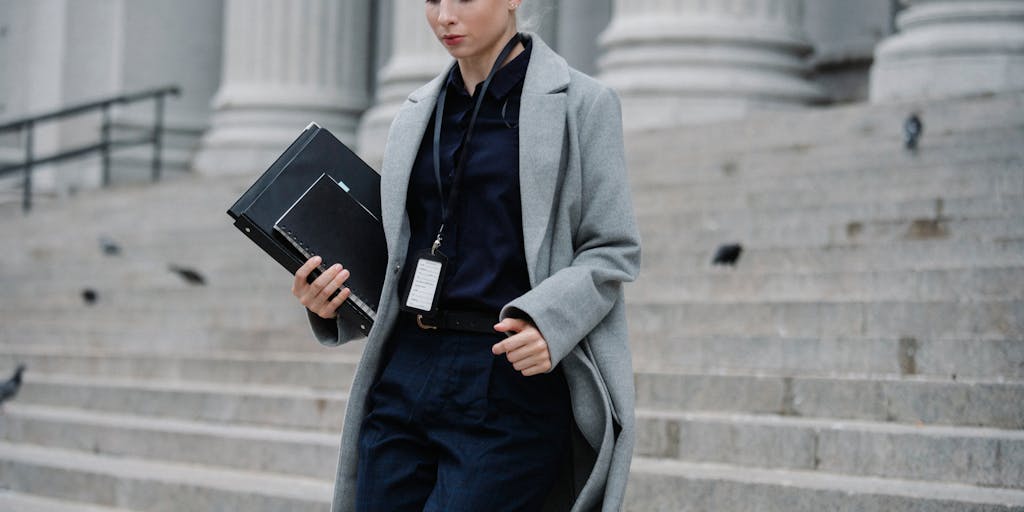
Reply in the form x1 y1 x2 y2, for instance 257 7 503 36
307 34 641 512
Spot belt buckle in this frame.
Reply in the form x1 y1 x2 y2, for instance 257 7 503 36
416 314 439 330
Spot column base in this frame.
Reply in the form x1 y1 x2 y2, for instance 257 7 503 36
599 13 826 130
192 107 360 177
870 1 1024 103
601 59 827 130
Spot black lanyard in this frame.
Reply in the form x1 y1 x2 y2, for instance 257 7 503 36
429 33 522 255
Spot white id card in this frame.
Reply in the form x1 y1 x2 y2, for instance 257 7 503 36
400 251 447 314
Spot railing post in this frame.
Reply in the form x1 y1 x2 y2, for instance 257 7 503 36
101 103 111 187
152 93 165 182
23 121 34 213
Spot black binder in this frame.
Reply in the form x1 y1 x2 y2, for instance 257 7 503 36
227 123 385 336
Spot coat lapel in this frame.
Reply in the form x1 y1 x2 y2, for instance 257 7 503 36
379 72 449 259
518 35 570 284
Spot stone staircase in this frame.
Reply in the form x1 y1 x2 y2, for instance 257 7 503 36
0 92 1020 511
0 175 352 510
622 92 1024 510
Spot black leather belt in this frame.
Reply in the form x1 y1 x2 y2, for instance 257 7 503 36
415 310 498 335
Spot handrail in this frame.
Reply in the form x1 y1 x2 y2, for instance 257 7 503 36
0 85 181 212
0 86 180 132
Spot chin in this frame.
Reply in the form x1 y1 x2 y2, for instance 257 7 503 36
442 46 475 59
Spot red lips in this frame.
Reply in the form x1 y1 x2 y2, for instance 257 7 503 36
442 35 465 46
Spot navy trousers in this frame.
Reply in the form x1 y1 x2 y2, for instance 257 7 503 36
356 317 572 512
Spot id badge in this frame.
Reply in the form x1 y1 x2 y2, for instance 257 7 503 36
399 249 447 315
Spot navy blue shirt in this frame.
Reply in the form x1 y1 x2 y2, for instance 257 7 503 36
400 40 533 314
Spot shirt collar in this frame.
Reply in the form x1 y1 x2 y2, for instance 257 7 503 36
447 38 532 101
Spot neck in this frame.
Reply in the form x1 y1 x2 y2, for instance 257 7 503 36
458 31 523 95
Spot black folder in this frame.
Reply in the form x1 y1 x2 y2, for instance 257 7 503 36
227 123 386 336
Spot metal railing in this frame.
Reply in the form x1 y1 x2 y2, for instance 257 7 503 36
0 85 181 212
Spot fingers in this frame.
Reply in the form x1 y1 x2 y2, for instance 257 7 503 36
316 268 351 302
301 264 340 303
293 258 351 319
511 351 550 372
491 329 526 355
519 360 553 377
292 256 322 297
493 317 528 335
491 323 553 376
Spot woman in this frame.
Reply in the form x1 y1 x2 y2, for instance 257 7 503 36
293 0 640 510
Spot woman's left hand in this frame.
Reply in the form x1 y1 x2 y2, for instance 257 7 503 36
492 318 553 376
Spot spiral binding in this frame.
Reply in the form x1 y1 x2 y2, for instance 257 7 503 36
279 226 376 321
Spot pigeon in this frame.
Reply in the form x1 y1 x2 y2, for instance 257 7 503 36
0 364 26 408
904 113 923 151
168 264 206 286
82 288 99 305
98 235 122 256
712 243 743 266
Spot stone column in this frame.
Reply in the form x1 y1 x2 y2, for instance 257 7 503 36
516 1 558 50
555 0 613 75
357 1 449 168
870 0 1024 102
194 0 371 176
598 0 826 130
803 0 896 103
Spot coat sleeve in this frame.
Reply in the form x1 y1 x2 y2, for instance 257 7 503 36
500 85 641 369
306 309 364 347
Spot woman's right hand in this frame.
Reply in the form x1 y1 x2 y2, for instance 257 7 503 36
293 256 351 319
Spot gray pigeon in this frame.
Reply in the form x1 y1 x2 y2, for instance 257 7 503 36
169 264 207 286
0 364 26 408
904 113 923 151
712 243 743 266
99 235 122 256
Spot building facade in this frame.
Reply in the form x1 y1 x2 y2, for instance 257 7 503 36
1 0 1022 191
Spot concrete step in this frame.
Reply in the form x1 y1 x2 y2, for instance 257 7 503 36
625 457 1024 512
1 404 338 479
4 222 252 261
624 92 1023 156
633 370 1024 429
0 345 361 389
0 251 288 291
0 172 250 219
627 335 1023 380
0 490 137 512
0 323 338 352
641 216 1024 256
0 248 287 286
4 303 330 332
630 149 1015 196
628 266 1024 303
639 238 1024 277
628 125 1024 188
0 282 302 311
633 159 1022 214
15 373 347 431
627 299 1024 341
634 409 1024 489
0 441 331 511
32 245 1018 303
0 184 245 239
633 193 1024 229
